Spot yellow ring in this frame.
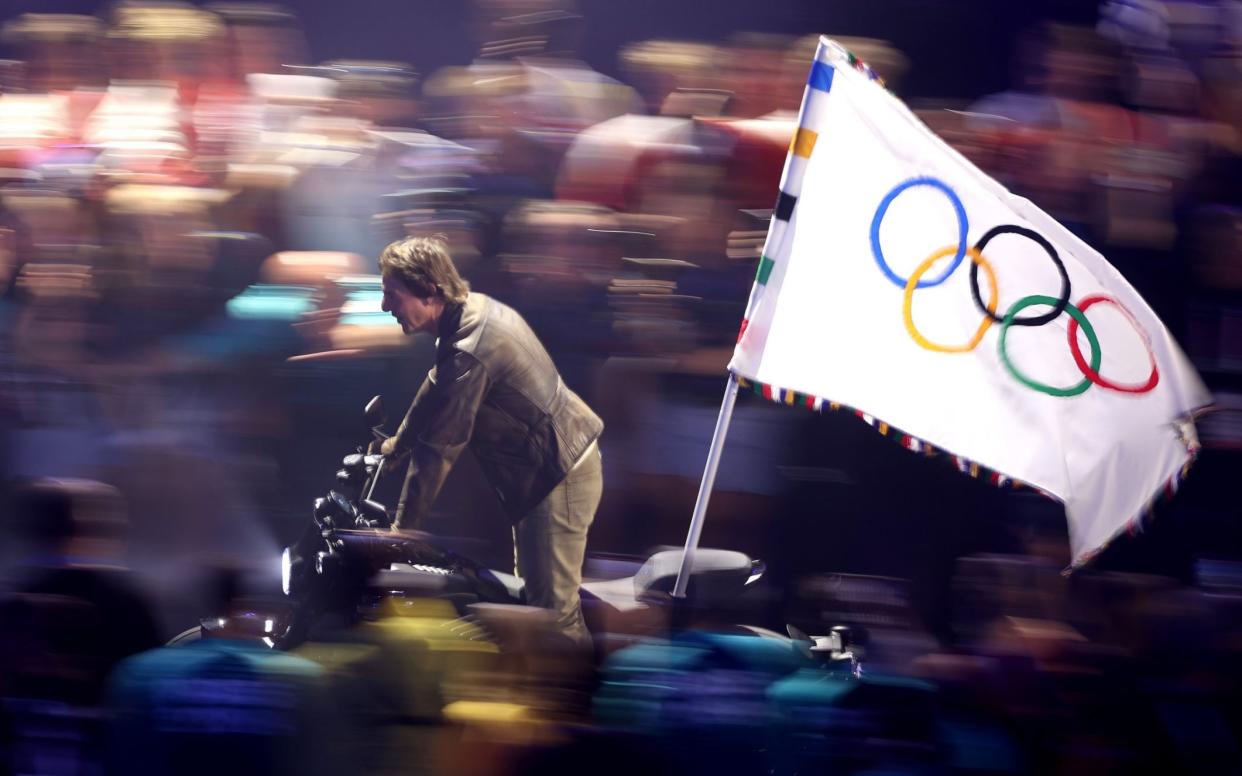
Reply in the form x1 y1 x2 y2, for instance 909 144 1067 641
903 245 997 353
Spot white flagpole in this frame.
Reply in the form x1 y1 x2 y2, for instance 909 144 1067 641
672 371 740 598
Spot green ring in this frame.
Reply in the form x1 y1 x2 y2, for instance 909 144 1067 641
998 295 1101 397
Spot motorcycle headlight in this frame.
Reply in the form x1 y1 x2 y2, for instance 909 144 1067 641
280 547 292 596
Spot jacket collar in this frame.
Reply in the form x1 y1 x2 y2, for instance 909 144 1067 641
434 294 476 356
437 297 465 342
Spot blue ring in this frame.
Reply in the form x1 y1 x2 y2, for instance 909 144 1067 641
870 177 969 289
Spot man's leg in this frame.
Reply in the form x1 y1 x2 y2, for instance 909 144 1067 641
514 444 602 647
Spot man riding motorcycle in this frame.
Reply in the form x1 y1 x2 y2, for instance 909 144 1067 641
374 235 604 646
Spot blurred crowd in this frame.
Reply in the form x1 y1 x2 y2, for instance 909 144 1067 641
0 0 1241 773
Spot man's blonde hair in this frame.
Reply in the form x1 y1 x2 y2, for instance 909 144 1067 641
379 235 470 304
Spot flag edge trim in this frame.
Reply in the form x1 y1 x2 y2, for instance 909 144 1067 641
732 371 1205 573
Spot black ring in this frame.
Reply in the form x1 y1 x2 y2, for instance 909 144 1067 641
969 225 1070 327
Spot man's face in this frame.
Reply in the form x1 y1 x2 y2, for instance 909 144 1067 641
381 273 438 335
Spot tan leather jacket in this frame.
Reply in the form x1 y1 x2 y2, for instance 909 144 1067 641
390 292 603 527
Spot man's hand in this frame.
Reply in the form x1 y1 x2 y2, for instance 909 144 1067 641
368 437 399 456
368 437 407 478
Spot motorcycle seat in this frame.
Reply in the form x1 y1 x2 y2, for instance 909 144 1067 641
581 548 758 612
634 548 757 598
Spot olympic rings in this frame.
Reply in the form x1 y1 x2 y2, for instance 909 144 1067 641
970 225 1070 326
870 176 968 289
999 296 1101 398
1067 294 1160 393
903 245 998 353
871 177 1161 398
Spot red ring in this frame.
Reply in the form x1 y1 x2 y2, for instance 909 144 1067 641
1066 294 1159 394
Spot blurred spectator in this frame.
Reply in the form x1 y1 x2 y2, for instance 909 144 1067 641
2 258 113 486
100 184 234 327
4 479 162 671
1 14 105 93
723 32 796 118
326 59 420 128
964 24 1122 232
276 60 464 262
497 199 619 401
103 569 338 776
617 39 721 116
104 3 227 108
422 0 641 200
0 479 162 776
1 186 99 272
0 92 75 168
206 2 308 84
84 81 195 184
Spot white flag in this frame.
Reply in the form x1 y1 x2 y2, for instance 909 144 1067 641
730 37 1212 566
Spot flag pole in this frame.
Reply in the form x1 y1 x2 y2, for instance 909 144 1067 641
672 371 741 598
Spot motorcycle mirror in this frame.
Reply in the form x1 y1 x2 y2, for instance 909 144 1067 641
786 623 812 644
364 395 386 428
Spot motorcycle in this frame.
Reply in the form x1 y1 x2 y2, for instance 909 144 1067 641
172 396 771 652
